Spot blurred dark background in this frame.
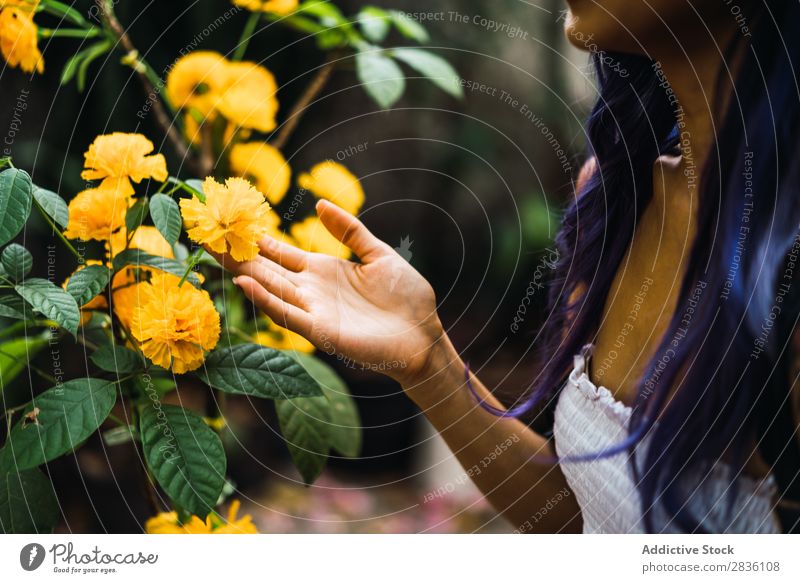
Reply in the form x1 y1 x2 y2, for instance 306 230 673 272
0 0 594 532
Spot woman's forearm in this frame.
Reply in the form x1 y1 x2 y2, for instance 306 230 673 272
402 334 582 532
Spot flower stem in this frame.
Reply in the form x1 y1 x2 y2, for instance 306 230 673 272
271 51 341 150
39 27 101 39
106 412 128 427
94 0 193 170
177 248 204 287
233 12 261 61
32 198 84 262
167 177 205 202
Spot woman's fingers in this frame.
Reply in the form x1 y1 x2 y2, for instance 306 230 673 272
233 275 312 337
206 249 304 308
207 247 296 282
316 199 392 262
246 262 304 308
257 235 308 272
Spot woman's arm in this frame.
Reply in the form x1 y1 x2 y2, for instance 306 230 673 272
212 199 581 532
406 333 582 532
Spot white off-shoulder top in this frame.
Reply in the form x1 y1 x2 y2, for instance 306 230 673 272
552 348 781 533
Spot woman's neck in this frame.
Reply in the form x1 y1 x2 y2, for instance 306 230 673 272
653 28 736 180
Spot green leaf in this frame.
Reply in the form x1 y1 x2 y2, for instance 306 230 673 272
65 264 110 307
139 404 226 517
0 378 117 473
0 168 33 247
60 51 83 86
173 242 190 263
59 39 111 90
183 179 205 197
315 29 348 50
32 187 69 229
291 353 361 457
392 48 463 99
125 198 149 234
0 468 59 534
297 0 346 25
275 395 330 484
41 0 89 27
0 243 32 281
198 344 323 399
77 40 112 92
0 294 34 320
149 194 181 246
15 278 80 338
132 375 176 400
356 50 405 109
0 334 48 392
389 10 430 43
91 344 144 374
112 250 201 287
358 7 390 42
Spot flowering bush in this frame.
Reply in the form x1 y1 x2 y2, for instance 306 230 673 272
0 0 459 533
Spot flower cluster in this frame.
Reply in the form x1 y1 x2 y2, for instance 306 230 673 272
0 0 43 73
128 273 221 374
82 132 169 196
239 158 365 261
166 51 279 136
298 160 365 215
180 176 276 262
229 142 291 205
62 132 221 374
64 133 167 241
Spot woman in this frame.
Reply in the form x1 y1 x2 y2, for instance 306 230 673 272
214 0 800 533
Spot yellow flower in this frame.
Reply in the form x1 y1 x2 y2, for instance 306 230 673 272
165 51 230 118
232 0 297 15
297 161 365 215
109 225 175 260
229 142 290 205
145 500 258 534
216 61 278 132
0 2 43 74
111 282 142 331
109 226 176 329
128 273 220 373
166 52 278 134
63 187 131 242
254 317 315 353
180 177 274 262
145 512 211 534
0 1 40 7
214 499 259 533
81 133 168 196
290 216 350 259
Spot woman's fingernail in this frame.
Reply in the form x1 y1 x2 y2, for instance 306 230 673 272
232 276 239 285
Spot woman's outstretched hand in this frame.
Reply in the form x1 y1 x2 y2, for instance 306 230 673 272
209 199 445 386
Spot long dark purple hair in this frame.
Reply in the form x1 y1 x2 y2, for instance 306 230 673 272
484 2 800 532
